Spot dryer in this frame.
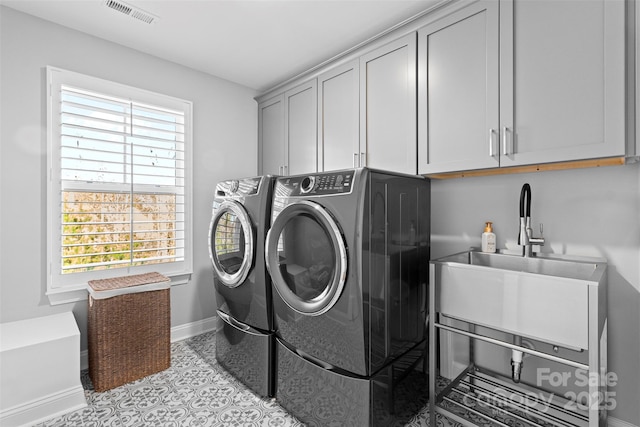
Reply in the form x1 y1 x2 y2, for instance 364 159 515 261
208 176 275 397
265 168 430 425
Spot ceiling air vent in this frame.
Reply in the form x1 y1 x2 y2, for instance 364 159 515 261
103 0 158 24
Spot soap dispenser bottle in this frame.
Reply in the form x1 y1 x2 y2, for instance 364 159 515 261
482 221 496 253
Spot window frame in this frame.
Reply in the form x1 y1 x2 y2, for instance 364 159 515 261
46 66 193 304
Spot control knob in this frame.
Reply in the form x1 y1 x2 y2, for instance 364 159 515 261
228 180 240 194
300 176 316 194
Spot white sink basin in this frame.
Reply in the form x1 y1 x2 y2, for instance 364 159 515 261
430 251 607 350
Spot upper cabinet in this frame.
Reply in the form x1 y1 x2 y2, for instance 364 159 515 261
317 60 360 171
258 94 285 176
258 81 317 176
285 80 318 176
418 0 626 174
636 0 640 158
418 1 500 173
259 0 628 178
500 0 625 166
360 33 418 175
259 33 417 176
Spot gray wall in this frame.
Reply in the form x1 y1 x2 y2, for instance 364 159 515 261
0 7 258 344
431 164 640 424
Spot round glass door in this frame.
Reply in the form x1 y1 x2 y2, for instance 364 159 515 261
265 200 347 316
209 200 254 288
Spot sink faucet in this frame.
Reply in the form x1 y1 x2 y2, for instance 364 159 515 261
518 183 545 257
512 183 546 382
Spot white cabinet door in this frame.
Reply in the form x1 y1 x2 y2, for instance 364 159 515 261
418 0 625 175
418 1 499 174
318 60 360 171
500 0 625 166
637 0 640 158
285 80 317 175
360 33 417 175
258 94 284 176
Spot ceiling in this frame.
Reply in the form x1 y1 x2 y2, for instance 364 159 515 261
1 0 439 93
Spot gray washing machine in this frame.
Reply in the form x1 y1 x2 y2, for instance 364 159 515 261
208 176 275 397
265 168 430 425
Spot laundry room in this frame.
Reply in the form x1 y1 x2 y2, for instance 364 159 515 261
0 1 639 426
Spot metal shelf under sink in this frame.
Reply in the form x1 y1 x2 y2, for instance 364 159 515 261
436 366 590 427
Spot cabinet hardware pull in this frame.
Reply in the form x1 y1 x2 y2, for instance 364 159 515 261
489 129 496 157
360 152 366 167
502 127 511 156
353 153 358 168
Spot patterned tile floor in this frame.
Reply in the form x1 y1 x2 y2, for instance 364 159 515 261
36 331 464 427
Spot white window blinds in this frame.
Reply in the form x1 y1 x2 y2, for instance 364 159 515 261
48 67 192 294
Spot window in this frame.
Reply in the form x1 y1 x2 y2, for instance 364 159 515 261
47 67 192 302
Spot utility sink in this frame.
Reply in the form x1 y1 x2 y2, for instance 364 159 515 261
461 251 603 280
430 250 607 350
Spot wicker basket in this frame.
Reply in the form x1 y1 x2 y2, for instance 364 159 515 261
87 272 171 392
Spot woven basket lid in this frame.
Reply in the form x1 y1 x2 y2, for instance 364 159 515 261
88 272 170 292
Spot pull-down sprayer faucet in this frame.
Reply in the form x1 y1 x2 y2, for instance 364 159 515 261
512 183 546 383
518 183 545 258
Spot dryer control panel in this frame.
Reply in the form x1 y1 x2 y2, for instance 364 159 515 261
216 177 262 198
283 170 355 196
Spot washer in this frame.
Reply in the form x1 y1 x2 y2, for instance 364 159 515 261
265 168 430 425
208 176 275 397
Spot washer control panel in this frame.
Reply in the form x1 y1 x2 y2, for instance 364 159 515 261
281 170 355 196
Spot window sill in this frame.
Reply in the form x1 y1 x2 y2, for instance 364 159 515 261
46 272 191 306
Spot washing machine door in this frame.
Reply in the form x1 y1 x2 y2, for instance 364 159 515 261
209 200 254 288
265 200 347 316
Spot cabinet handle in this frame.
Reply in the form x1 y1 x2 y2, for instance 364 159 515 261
502 127 511 156
360 152 366 167
489 129 496 157
353 153 358 168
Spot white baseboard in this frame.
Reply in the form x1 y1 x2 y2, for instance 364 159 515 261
609 417 639 427
170 316 217 343
0 385 86 427
80 316 217 370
